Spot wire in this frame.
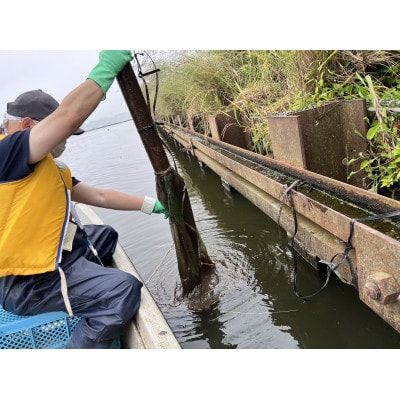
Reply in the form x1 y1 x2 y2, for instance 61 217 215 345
132 51 161 120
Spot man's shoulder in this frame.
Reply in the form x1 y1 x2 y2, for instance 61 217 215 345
0 130 32 181
0 130 28 154
0 130 30 145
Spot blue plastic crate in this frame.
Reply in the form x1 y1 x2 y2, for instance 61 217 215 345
0 305 80 349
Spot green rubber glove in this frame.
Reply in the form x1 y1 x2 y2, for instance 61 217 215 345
152 199 169 219
87 50 133 95
141 196 169 219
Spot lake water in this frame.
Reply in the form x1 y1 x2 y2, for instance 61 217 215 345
61 120 400 350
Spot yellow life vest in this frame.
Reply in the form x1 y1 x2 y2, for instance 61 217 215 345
0 135 72 277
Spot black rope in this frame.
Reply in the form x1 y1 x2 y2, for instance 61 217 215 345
277 181 400 301
278 180 331 301
133 51 160 120
138 125 154 134
138 68 160 78
132 51 166 152
319 209 400 289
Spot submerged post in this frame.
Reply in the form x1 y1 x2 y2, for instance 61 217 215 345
117 61 214 294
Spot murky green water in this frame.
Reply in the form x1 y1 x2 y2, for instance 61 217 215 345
62 120 400 349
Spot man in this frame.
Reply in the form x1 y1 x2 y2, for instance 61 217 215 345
0 50 169 348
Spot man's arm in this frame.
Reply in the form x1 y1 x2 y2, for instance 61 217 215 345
28 50 133 164
71 181 145 210
28 80 103 164
71 181 169 218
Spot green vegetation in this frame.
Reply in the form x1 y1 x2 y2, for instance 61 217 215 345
146 50 400 196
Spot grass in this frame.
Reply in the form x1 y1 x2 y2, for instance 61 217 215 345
139 50 400 194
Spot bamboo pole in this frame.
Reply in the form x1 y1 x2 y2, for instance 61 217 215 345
117 62 213 294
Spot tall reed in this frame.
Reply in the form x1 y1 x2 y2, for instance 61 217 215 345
147 50 400 193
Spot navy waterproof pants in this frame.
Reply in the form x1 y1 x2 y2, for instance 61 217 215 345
0 224 143 349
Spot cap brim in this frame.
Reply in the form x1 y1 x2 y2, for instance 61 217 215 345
73 128 85 135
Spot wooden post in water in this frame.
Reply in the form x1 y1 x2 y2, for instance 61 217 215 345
117 62 213 295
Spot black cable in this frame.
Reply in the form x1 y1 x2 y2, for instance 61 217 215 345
322 209 400 289
133 51 161 120
279 180 400 299
279 181 331 301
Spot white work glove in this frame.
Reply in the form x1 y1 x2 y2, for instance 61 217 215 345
141 196 169 219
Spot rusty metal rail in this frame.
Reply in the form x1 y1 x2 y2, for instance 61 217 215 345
161 124 400 334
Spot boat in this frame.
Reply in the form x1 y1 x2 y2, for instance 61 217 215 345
0 203 181 349
75 203 181 349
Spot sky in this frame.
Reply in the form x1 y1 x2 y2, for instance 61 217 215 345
0 50 132 126
1 2 397 130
